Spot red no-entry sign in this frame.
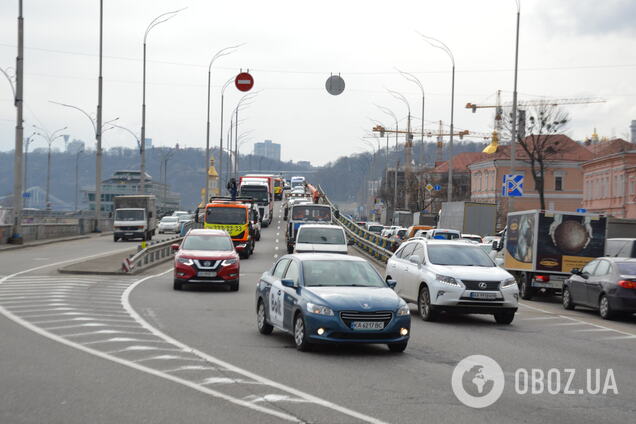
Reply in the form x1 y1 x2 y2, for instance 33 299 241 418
235 72 254 92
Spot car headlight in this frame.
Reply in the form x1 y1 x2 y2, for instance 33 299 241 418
436 274 460 286
397 303 410 316
221 258 238 266
501 277 517 288
306 302 334 316
177 257 194 266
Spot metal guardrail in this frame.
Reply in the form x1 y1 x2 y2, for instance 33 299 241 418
122 235 182 273
319 186 394 263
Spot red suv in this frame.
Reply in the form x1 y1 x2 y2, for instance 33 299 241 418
172 229 240 291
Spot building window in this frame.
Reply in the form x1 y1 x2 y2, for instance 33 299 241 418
555 176 563 191
630 177 635 195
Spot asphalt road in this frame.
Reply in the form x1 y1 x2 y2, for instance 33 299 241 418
1 205 635 424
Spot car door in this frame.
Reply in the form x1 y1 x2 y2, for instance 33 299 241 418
570 260 597 305
389 242 416 291
263 258 289 330
402 242 425 302
280 260 301 331
586 260 610 308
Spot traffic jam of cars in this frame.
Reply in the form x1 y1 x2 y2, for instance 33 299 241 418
172 179 636 353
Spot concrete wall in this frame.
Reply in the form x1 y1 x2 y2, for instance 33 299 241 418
0 218 114 244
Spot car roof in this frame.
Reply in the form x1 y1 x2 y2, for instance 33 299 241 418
286 253 366 262
206 202 249 209
297 224 342 230
187 229 229 236
598 257 636 262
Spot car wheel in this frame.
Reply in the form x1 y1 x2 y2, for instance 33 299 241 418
417 285 437 322
562 287 575 310
493 311 515 324
229 280 239 292
257 300 273 335
293 313 311 351
287 245 294 254
173 279 183 291
255 232 261 241
599 295 615 320
113 235 118 242
520 274 535 300
387 341 408 353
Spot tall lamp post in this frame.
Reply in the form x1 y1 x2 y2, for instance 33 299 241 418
74 148 84 212
204 45 242 205
50 101 117 223
397 68 425 167
140 8 184 194
219 76 235 190
388 89 412 210
33 125 68 210
23 132 36 208
375 104 399 151
419 33 455 202
159 149 175 210
509 0 521 212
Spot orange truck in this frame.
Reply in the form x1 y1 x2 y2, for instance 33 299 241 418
203 198 255 259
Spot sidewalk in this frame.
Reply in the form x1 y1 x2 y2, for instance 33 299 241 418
0 232 113 253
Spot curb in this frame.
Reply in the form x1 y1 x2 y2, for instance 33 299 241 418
57 254 174 276
0 235 91 252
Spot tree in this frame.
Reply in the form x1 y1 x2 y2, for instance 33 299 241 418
508 104 569 210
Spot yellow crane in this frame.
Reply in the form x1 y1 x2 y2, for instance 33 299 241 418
466 93 606 153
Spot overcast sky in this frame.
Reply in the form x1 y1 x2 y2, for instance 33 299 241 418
0 0 635 165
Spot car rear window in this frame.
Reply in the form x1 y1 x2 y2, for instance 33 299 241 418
617 262 636 275
297 227 345 245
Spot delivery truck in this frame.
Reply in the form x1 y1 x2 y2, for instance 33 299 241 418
113 195 157 242
495 209 636 300
438 201 497 236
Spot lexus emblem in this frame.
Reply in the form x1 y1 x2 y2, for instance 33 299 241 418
478 282 488 289
204 261 211 267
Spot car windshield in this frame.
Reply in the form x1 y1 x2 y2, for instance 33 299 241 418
291 205 331 222
427 245 495 267
302 260 386 287
161 217 178 222
181 235 233 251
617 262 636 275
115 209 144 221
239 188 268 202
297 228 345 245
206 207 246 225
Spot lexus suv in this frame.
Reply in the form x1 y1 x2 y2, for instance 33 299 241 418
172 229 240 291
385 239 519 324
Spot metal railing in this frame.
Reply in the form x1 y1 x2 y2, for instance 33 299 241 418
122 235 182 273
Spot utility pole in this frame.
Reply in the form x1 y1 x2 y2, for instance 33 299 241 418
23 133 35 208
95 0 103 229
394 160 399 217
9 0 24 243
75 149 84 211
509 0 521 212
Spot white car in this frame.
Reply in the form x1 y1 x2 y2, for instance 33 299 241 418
425 228 461 240
294 224 349 254
381 226 398 238
158 216 180 233
385 239 518 324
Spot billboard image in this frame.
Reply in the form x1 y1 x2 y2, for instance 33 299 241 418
504 212 536 271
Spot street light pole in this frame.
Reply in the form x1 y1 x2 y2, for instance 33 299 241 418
33 126 68 210
23 132 35 208
219 76 234 190
419 34 455 202
140 8 184 195
509 0 521 212
397 69 425 167
95 0 103 228
204 45 242 205
388 89 412 210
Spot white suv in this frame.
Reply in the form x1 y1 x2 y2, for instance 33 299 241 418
385 239 519 324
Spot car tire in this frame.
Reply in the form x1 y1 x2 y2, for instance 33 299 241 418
113 235 118 242
287 245 294 254
173 279 183 291
417 285 437 322
255 232 261 241
562 287 575 310
293 313 312 351
520 274 535 300
387 342 408 353
229 280 239 292
257 300 273 335
599 294 615 320
493 311 515 324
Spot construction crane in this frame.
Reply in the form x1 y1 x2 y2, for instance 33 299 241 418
466 93 606 153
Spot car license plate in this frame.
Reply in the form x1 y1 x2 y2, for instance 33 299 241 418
351 321 384 330
197 271 217 277
469 292 498 300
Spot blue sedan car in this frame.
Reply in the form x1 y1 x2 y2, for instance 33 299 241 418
255 253 411 352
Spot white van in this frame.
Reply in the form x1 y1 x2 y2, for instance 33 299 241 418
294 224 349 254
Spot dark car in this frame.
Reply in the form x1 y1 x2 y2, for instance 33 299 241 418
255 254 410 352
563 257 636 319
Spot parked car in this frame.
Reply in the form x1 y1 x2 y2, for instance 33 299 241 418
563 257 636 319
158 216 180 234
255 254 411 352
385 239 519 324
294 224 350 254
172 229 240 291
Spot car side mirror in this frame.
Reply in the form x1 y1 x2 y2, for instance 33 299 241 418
581 272 590 280
408 255 421 265
171 243 180 252
386 279 397 290
281 279 296 288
